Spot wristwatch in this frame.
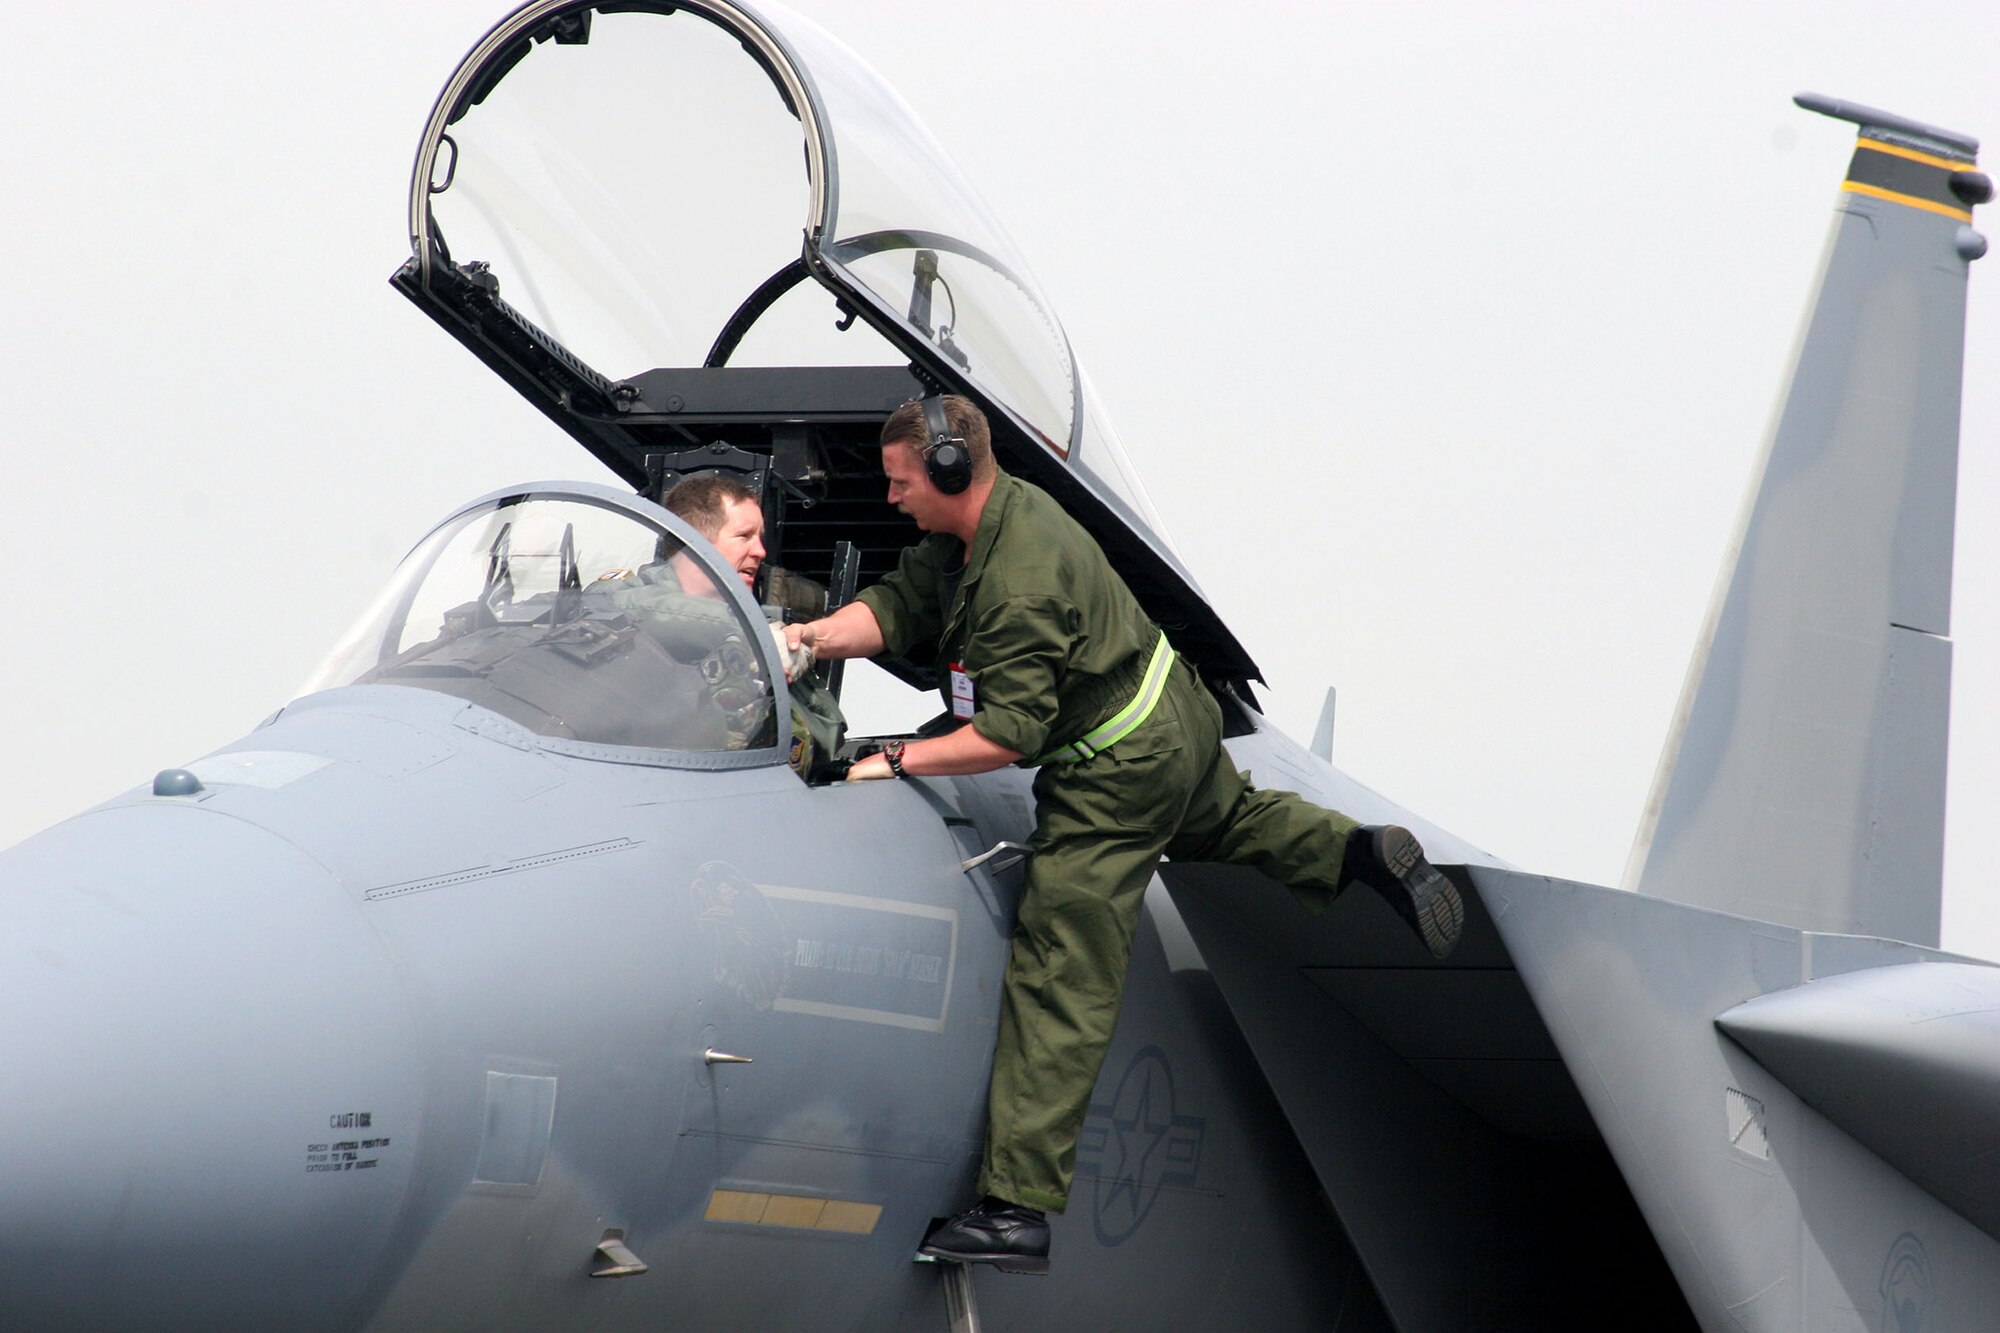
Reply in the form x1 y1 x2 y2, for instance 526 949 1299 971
883 740 909 779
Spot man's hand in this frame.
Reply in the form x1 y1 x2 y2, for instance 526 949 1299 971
770 623 814 682
844 752 895 781
792 603 886 662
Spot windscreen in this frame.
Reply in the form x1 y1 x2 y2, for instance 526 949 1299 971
302 493 777 757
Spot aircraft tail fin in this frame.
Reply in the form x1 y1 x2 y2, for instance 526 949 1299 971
1624 96 1988 946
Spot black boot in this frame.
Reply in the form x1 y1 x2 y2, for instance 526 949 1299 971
919 1196 1051 1275
1345 825 1464 959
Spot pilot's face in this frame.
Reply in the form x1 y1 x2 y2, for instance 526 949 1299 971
882 441 943 531
711 497 766 590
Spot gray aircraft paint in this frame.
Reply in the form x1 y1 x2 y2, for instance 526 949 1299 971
1625 99 1981 947
1718 960 2000 1239
0 5 1991 1332
1485 869 2000 1331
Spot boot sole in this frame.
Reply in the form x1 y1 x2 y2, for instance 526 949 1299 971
1376 827 1465 959
917 1242 1050 1276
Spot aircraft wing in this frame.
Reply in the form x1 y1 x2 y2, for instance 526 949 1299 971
1164 846 2000 1331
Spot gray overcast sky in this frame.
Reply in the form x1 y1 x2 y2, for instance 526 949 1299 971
5 2 2000 949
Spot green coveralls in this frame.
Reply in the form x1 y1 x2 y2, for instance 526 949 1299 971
857 471 1360 1213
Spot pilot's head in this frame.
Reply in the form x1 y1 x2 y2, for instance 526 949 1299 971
662 472 765 592
879 394 994 533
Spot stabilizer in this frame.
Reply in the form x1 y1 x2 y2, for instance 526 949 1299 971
1625 96 1989 945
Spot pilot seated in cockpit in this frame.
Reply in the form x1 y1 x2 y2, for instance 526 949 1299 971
648 472 845 777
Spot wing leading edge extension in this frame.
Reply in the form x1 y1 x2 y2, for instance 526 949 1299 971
1626 95 1990 945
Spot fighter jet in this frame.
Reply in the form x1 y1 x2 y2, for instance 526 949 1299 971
0 2 1991 1330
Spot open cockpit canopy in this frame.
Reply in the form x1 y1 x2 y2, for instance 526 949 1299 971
398 0 1260 689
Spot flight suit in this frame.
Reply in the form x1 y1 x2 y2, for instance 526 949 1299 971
599 561 845 773
858 471 1360 1212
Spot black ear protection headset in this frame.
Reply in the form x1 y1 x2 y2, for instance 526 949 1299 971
919 395 973 495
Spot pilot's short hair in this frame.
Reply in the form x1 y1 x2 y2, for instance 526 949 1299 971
881 393 996 484
662 471 759 539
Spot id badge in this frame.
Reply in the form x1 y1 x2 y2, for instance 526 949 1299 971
949 662 976 720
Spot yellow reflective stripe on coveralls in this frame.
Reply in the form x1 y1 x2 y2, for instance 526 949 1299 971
1031 631 1176 765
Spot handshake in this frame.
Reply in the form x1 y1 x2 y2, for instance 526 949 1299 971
769 623 815 682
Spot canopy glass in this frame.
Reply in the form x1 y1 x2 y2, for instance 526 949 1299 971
407 0 1170 536
304 487 783 765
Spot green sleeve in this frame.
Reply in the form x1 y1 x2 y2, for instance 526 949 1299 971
963 594 1078 760
602 582 744 661
854 536 950 658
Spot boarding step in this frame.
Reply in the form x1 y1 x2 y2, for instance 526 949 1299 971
940 1261 979 1333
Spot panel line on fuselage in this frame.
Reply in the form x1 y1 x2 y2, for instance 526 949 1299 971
362 837 641 901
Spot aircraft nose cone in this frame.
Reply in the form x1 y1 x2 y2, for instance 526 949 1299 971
0 801 422 1330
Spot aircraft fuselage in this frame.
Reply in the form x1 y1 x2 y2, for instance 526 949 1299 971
0 681 1373 1329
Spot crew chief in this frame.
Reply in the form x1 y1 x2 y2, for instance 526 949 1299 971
790 395 1463 1272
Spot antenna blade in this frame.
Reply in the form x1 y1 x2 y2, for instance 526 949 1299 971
1311 687 1336 762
